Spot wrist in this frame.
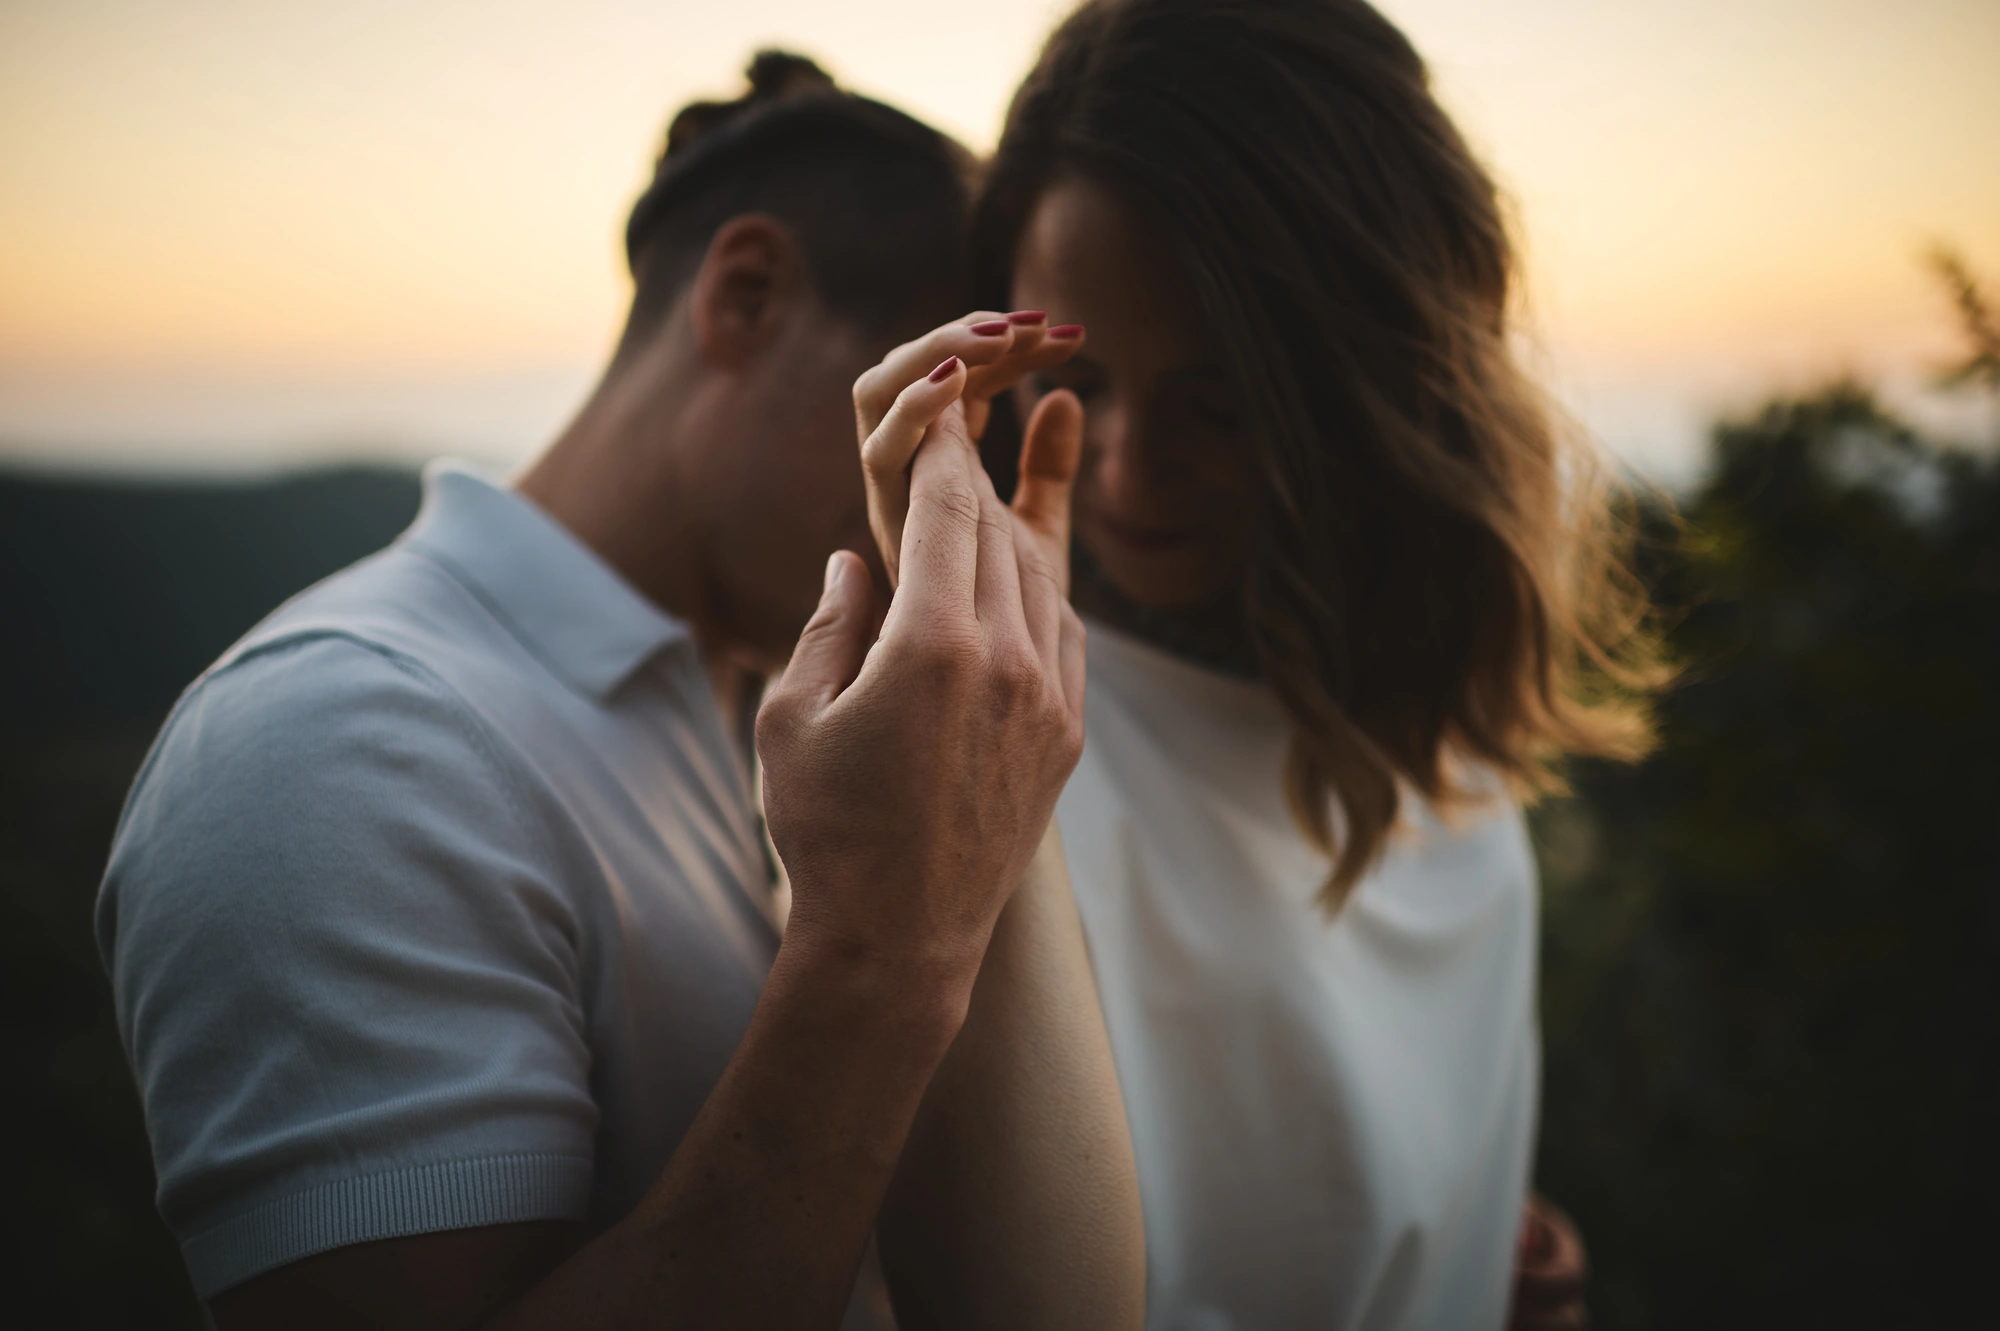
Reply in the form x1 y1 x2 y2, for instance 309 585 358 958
768 917 983 1068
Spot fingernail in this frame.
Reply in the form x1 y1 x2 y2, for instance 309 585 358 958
1007 310 1047 324
928 355 961 383
824 552 845 594
969 320 1009 336
1047 324 1084 338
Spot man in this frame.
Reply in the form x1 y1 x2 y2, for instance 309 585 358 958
97 54 1141 1328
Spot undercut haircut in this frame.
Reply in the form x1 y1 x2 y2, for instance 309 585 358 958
618 51 973 357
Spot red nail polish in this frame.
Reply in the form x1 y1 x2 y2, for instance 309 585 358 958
969 320 1009 336
1007 310 1047 324
1047 324 1084 338
928 356 961 383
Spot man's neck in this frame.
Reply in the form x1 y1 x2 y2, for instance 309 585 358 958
518 361 764 758
517 354 709 623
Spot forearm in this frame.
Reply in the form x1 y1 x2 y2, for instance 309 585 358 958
878 824 1147 1330
493 936 971 1330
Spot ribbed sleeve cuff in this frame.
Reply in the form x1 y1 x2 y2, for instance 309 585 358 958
180 1152 595 1300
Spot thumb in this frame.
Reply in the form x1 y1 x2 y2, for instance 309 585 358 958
1013 388 1084 586
772 550 876 713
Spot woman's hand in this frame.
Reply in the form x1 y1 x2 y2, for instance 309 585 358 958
853 311 1087 593
1508 1193 1589 1330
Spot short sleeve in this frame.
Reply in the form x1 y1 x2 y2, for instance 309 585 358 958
97 634 599 1299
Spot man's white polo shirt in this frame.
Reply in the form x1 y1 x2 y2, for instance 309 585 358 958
98 462 782 1299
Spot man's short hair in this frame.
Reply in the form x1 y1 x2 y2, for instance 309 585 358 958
619 51 973 351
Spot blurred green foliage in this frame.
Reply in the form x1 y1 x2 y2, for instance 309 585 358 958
1534 379 1999 1325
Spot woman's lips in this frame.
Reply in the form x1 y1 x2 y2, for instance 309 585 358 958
1090 510 1204 553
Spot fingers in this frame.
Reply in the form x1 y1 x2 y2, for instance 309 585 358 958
891 398 985 623
854 313 1085 445
861 313 1092 726
972 446 1028 646
960 321 1085 441
1508 1197 1589 1331
769 551 878 714
1004 388 1084 676
886 390 1030 651
853 313 1086 592
853 312 1016 441
1058 604 1086 727
1013 388 1085 596
862 355 968 587
1011 511 1064 681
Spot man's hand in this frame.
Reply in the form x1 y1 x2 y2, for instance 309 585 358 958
419 349 1093 1331
760 354 1086 995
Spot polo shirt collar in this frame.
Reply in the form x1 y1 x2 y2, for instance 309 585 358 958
403 460 690 700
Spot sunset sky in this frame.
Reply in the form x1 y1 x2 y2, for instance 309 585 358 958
2 0 1995 481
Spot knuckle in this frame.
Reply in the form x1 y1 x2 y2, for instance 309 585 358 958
852 366 882 409
860 430 895 475
1019 545 1062 595
906 630 978 681
753 695 797 752
927 479 984 531
991 645 1043 705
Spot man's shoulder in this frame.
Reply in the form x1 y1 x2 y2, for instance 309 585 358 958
112 545 558 886
161 537 553 763
99 557 578 966
214 538 496 686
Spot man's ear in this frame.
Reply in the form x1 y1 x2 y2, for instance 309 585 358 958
689 214 805 369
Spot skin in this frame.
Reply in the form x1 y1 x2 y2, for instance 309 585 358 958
1510 1194 1590 1331
1000 174 1591 1327
210 214 1143 1328
854 318 1146 1328
514 215 894 711
1009 175 1257 622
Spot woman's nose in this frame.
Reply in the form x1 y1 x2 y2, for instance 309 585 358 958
1085 401 1147 503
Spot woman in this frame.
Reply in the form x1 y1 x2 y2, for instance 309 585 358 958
857 0 1659 1325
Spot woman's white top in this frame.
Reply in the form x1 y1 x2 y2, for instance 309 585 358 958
1057 621 1539 1330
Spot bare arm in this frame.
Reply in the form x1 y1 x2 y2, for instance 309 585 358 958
217 938 972 1331
879 825 1145 1329
856 313 1147 1328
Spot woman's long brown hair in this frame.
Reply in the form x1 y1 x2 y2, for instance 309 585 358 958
976 0 1668 908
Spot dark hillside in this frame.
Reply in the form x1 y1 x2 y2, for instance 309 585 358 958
1 466 418 1326
1 467 420 733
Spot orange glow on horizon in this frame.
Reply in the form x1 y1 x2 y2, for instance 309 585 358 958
2 0 1995 476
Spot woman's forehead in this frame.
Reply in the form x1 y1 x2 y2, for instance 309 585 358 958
1013 176 1206 372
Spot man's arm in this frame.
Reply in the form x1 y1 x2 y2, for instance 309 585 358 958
216 368 1085 1328
216 859 971 1331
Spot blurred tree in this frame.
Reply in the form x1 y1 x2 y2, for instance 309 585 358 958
1928 244 2000 391
1533 259 2000 1328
